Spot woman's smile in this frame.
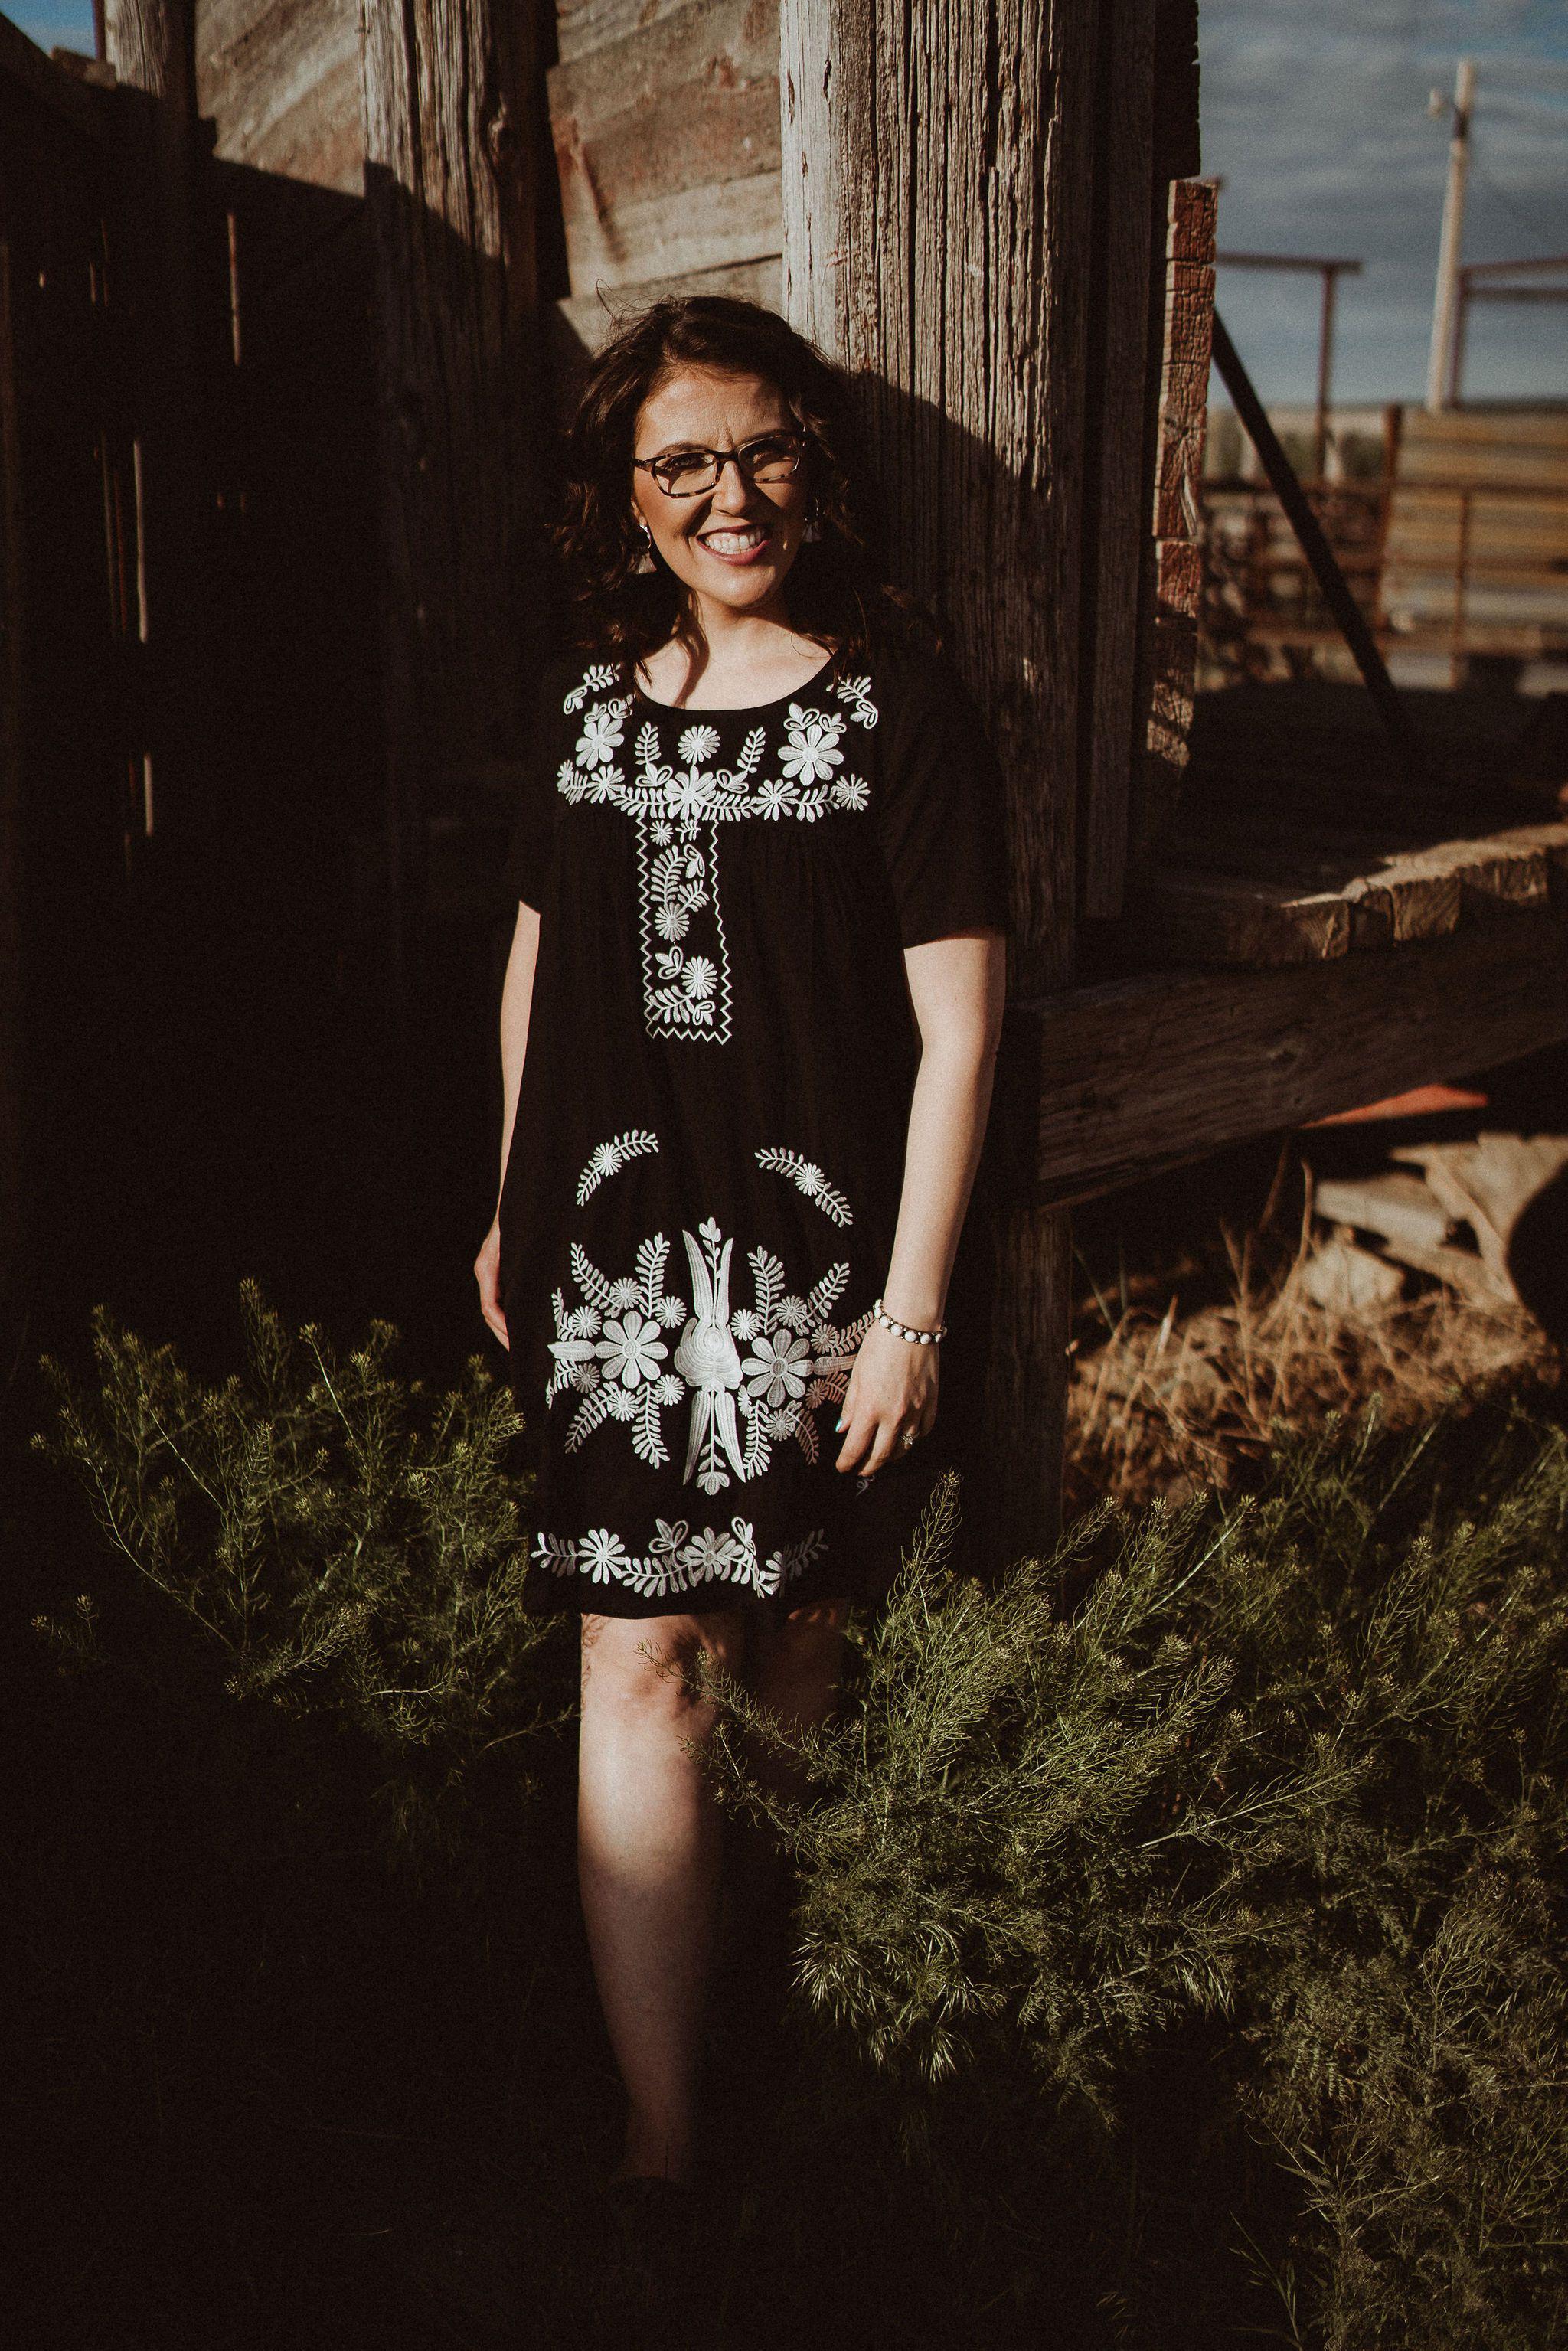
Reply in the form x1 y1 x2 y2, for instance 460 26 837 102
694 520 773 564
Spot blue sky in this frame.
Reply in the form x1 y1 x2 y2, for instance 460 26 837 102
1204 0 1568 403
8 0 91 51
8 0 1567 406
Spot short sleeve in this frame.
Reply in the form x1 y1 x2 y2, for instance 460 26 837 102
872 654 1011 948
500 662 570 911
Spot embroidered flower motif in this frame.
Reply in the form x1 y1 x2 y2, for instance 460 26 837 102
580 1529 627 1582
779 706 844 784
776 1295 812 1333
650 818 675 845
730 1307 762 1342
678 724 720 766
754 777 796 821
830 776 870 811
681 1525 741 1576
655 1373 684 1406
576 704 626 767
608 1276 642 1311
596 1308 667 1387
666 769 715 824
681 957 717 1001
743 1331 813 1409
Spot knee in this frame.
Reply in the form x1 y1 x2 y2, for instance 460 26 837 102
580 1612 745 1733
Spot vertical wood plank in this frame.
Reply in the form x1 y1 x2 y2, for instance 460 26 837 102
359 0 547 987
1130 175 1215 870
781 0 1097 1555
1078 0 1158 919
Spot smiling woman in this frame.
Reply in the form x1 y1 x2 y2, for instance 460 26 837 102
470 294 1010 2226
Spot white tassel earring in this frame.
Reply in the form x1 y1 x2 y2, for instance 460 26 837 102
633 518 657 574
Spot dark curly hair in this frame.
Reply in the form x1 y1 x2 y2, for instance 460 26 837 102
554 295 929 677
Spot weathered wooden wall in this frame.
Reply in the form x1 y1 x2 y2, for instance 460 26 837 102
548 0 782 364
361 0 547 980
198 0 362 189
0 24 131 1356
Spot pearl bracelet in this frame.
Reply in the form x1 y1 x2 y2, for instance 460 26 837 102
872 1296 947 1346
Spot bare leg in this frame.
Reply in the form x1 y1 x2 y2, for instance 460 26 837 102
577 1607 747 2183
747 1595 849 1804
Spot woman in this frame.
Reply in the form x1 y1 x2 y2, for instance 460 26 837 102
474 296 1008 2202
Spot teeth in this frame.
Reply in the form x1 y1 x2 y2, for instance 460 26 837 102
703 528 766 553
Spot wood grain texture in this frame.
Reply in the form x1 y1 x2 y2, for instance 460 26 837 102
782 0 1096 1551
197 0 362 190
549 0 781 293
1078 0 1157 921
1128 177 1213 869
360 0 546 980
555 0 695 66
999 909 1568 1211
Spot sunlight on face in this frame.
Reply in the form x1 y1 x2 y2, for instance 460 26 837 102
631 367 809 620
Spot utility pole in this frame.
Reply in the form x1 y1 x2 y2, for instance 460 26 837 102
1427 58 1475 412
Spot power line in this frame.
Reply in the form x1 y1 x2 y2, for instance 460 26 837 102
1467 145 1568 260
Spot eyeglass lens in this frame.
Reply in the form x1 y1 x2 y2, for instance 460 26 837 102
654 434 802 495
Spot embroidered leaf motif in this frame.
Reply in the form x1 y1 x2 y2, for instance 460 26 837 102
577 1128 659 1205
754 1147 854 1228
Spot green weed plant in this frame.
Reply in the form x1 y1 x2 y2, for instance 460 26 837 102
32 1281 565 1857
706 1407 1568 2349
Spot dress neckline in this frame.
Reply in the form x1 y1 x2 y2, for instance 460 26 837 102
630 653 836 717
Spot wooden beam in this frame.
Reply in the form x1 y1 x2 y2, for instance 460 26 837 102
998 909 1568 1211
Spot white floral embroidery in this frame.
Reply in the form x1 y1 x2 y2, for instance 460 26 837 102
577 1129 659 1205
831 675 880 728
754 1147 854 1227
533 1517 828 1603
555 668 879 1043
546 1233 687 1468
544 1203 874 1492
576 704 626 768
563 663 619 712
779 704 845 785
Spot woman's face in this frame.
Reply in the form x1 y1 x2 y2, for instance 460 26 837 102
630 366 808 618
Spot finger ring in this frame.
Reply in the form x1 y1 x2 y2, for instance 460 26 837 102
900 1427 917 1451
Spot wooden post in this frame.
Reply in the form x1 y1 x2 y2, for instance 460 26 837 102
359 0 547 994
781 0 1097 1555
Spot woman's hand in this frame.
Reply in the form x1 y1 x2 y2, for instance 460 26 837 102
834 1323 939 1478
474 1216 509 1350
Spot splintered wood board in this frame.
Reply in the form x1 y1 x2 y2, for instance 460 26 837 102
1125 821 1568 967
996 908 1568 1210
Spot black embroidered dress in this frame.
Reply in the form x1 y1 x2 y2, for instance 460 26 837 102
497 647 1009 1618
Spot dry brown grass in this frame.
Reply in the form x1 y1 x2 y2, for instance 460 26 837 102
1063 1181 1560 1517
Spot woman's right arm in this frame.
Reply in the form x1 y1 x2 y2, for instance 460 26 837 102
474 902 542 1349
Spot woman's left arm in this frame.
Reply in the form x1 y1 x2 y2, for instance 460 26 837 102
835 929 1007 1478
